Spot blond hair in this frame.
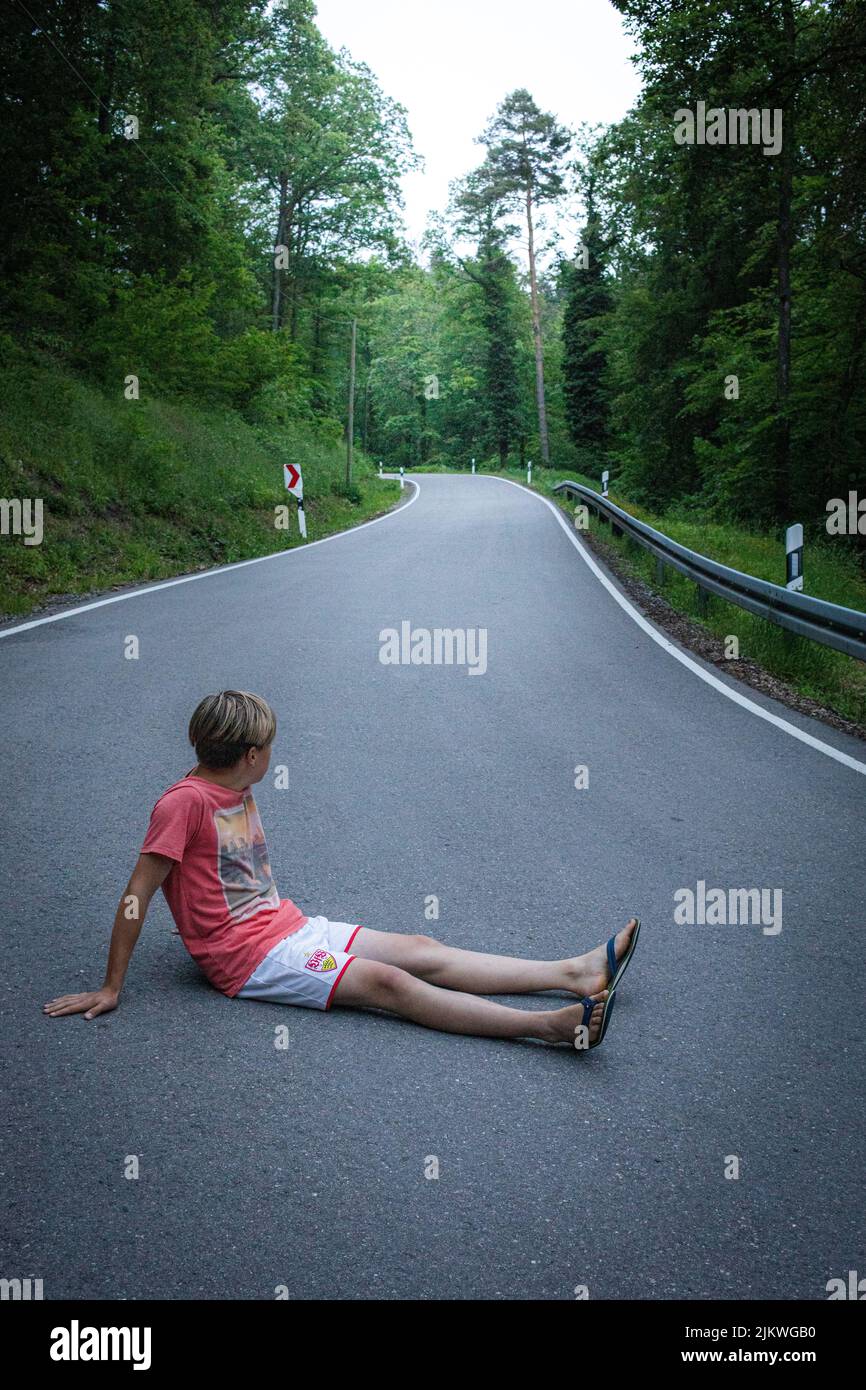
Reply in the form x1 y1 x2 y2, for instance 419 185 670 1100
188 691 276 769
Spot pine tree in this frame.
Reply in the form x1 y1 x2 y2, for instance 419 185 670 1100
452 164 522 469
481 90 571 466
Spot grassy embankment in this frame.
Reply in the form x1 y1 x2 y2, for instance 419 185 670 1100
0 358 401 620
409 461 866 728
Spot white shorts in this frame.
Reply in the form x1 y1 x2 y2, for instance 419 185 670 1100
236 916 362 1011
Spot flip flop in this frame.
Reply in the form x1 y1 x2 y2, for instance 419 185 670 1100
605 917 641 994
574 990 616 1052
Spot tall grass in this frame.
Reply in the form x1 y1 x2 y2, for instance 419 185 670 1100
0 359 399 617
524 467 866 728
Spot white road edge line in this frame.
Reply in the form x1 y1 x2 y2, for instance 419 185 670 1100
492 474 866 778
0 479 421 640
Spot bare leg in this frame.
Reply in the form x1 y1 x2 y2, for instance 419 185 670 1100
332 958 607 1046
348 918 638 997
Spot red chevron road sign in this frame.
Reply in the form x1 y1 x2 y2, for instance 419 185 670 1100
283 463 302 497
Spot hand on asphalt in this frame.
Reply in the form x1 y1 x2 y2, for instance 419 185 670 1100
43 988 119 1019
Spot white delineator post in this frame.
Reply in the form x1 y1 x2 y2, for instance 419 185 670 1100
378 461 383 477
471 458 476 474
527 460 532 485
786 523 804 592
602 469 610 499
283 463 306 540
400 466 405 490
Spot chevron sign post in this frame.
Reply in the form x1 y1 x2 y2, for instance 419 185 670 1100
283 463 307 540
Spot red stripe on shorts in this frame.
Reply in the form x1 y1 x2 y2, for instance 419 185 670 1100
325 957 356 1010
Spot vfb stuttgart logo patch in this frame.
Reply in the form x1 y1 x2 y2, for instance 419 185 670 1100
304 948 337 973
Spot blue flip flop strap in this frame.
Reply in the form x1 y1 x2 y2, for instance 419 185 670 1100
606 934 618 984
581 991 615 1049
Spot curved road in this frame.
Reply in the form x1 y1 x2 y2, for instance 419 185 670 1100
2 473 864 1300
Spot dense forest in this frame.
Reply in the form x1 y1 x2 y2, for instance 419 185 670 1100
1 0 864 544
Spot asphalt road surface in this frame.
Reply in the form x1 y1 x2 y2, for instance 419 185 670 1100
2 473 865 1301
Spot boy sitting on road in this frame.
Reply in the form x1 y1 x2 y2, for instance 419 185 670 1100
44 691 639 1048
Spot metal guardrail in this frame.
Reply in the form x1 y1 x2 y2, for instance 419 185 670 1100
553 481 866 662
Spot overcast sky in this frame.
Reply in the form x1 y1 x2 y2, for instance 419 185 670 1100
314 0 642 254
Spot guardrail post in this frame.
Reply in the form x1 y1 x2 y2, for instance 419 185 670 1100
656 555 666 587
696 585 709 618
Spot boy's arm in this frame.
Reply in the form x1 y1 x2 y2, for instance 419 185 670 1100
43 852 174 1019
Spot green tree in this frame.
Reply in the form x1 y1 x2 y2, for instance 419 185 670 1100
451 164 523 469
604 0 866 524
561 169 611 453
480 90 571 466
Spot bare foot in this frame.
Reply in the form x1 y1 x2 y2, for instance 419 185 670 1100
542 989 608 1047
564 918 638 996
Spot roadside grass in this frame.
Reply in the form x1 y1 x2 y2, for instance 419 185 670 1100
406 461 866 728
0 360 401 618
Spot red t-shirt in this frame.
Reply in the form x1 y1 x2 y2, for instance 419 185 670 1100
141 773 307 996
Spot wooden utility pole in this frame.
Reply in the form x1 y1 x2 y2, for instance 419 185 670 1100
346 317 357 487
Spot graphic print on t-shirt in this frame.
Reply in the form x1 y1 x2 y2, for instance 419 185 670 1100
213 794 279 921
